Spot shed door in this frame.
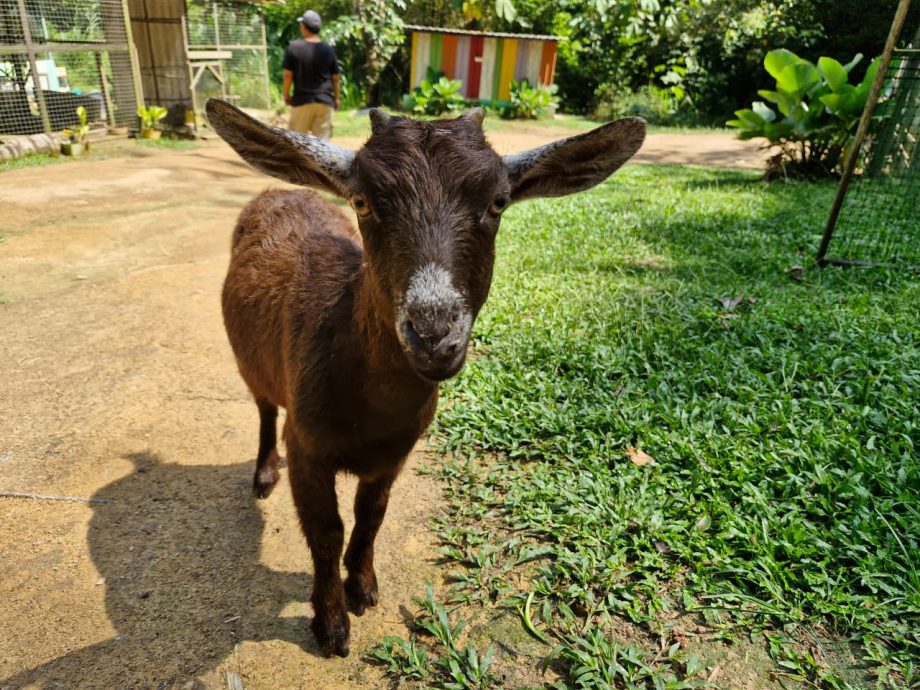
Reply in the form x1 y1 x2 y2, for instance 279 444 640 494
467 36 484 100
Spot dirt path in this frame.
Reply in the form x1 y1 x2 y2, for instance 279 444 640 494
0 127 763 690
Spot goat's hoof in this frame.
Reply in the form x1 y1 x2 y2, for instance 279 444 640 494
345 574 378 616
252 460 280 499
312 612 350 658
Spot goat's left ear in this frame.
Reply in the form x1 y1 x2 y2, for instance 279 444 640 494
503 117 646 203
206 98 354 198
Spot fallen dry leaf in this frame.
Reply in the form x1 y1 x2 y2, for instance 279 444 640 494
718 293 744 311
626 447 655 466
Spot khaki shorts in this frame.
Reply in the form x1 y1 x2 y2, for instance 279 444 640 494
289 102 333 139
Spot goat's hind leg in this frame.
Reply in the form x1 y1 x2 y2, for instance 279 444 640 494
344 474 395 615
252 398 281 498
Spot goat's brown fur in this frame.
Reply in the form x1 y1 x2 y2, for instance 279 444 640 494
208 99 645 658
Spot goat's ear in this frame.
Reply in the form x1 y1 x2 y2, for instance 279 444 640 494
206 98 353 198
460 107 485 127
503 117 646 203
368 108 391 134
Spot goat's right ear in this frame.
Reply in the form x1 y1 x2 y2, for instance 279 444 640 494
206 99 353 198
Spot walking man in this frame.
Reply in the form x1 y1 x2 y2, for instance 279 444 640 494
282 10 340 139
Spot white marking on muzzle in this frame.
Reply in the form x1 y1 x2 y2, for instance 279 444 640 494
397 263 472 350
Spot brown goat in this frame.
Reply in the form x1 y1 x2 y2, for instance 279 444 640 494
206 99 645 658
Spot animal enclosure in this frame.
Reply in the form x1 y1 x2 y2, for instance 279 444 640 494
0 0 142 135
130 0 271 126
819 3 920 270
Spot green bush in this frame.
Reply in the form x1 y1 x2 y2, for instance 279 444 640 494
402 70 465 116
501 79 559 119
728 48 879 178
595 84 698 126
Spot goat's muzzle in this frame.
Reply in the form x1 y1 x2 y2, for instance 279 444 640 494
396 263 472 381
400 313 469 381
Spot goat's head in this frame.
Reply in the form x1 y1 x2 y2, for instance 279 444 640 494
206 100 645 382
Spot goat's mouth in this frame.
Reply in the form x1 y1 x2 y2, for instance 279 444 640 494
408 345 469 382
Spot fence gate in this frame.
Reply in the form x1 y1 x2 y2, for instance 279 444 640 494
0 0 143 136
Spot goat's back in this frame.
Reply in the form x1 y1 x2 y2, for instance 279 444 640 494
222 189 360 409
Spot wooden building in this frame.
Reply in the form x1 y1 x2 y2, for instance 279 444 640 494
406 25 561 102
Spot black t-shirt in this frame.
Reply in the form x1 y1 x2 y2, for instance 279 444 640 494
282 39 339 107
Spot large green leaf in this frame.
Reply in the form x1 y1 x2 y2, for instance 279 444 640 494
752 101 776 123
762 120 794 142
777 62 821 98
859 57 881 91
758 89 799 117
765 49 801 81
818 57 848 93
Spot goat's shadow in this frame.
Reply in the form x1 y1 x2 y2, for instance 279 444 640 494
3 452 320 689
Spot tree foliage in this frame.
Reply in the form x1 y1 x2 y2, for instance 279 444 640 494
264 0 918 120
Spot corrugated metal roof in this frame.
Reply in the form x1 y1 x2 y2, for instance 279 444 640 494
405 24 563 41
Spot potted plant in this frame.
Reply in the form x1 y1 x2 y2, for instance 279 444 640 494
137 104 168 140
61 105 90 156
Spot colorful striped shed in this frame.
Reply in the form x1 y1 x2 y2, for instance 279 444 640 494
407 25 561 102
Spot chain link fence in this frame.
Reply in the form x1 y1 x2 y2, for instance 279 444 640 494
0 0 141 136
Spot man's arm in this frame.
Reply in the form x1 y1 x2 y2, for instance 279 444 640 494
283 69 294 106
331 73 340 110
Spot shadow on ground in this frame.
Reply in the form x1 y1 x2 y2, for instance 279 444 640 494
2 452 320 689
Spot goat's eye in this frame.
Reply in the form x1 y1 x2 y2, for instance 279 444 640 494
487 196 509 218
350 194 372 218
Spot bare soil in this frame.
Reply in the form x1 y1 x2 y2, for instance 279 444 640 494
0 128 765 690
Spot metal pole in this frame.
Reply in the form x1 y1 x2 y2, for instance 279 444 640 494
16 0 52 134
817 0 913 264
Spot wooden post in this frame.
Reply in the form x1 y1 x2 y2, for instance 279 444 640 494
260 5 271 108
182 12 199 128
95 52 117 126
16 0 52 134
817 0 913 264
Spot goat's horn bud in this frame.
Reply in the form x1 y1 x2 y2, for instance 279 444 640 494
368 108 391 134
461 107 485 128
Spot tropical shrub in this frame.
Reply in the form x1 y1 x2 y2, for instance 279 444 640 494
501 79 559 119
403 72 465 116
137 104 168 130
728 49 880 178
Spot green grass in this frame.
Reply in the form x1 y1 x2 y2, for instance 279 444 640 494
376 166 920 689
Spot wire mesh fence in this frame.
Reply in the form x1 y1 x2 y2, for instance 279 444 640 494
186 0 270 110
0 0 141 136
821 33 920 269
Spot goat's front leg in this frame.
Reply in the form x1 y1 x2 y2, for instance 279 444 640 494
343 474 395 615
288 450 349 657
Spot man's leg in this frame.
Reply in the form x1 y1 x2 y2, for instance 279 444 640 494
314 104 333 140
289 103 311 133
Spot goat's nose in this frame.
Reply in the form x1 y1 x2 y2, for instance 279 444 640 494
404 318 450 351
403 311 463 361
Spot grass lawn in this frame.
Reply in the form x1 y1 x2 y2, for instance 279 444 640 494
373 165 920 689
